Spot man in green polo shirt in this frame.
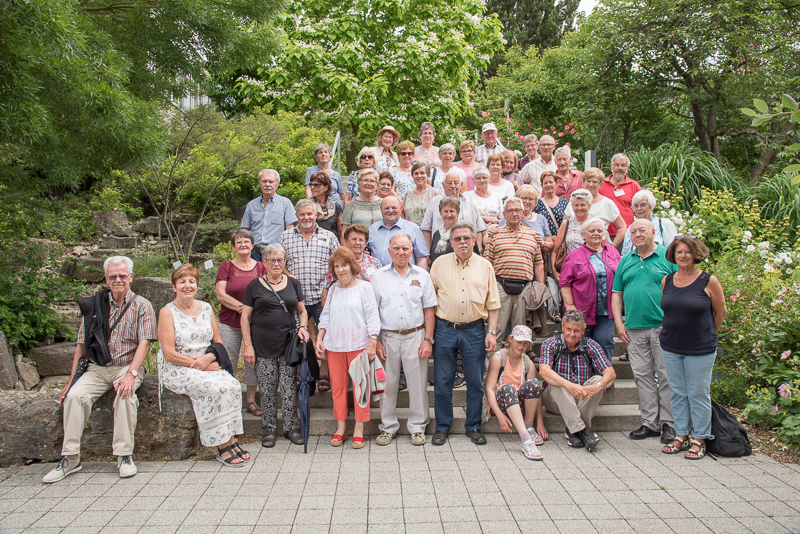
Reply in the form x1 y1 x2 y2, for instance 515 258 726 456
611 219 677 444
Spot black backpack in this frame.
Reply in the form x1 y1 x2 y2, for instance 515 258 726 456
706 401 752 457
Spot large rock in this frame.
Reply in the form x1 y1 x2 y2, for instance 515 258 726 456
100 236 139 249
130 276 173 315
92 211 131 234
0 332 18 390
82 376 199 459
60 257 106 283
0 389 64 466
27 342 76 377
133 216 165 236
113 225 138 237
179 221 240 253
15 355 40 390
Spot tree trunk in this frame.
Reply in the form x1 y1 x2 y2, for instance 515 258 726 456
750 121 798 183
345 122 359 175
690 100 711 154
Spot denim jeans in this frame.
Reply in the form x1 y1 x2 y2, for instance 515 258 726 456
661 349 716 439
585 315 615 362
250 248 262 262
433 318 486 432
305 302 323 324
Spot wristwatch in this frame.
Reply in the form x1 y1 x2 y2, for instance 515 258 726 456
127 369 139 377
370 334 378 340
424 337 435 345
488 329 498 336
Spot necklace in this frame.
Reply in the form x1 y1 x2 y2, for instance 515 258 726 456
265 274 283 285
675 268 700 284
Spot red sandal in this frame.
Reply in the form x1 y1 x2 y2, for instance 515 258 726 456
331 428 348 447
352 436 365 449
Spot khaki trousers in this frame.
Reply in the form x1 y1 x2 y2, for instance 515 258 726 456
627 327 673 430
496 280 530 337
542 375 604 434
62 363 142 457
379 329 430 435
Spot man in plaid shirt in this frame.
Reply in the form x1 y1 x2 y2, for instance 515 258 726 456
538 310 616 451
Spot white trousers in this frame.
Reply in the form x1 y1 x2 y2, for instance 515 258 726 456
378 329 430 434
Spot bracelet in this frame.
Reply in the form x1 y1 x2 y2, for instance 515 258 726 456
299 325 308 330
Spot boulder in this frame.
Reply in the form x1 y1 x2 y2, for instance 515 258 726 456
27 342 76 377
0 389 64 466
113 225 138 237
82 376 199 459
15 354 40 390
101 236 140 249
60 257 106 283
130 276 173 315
0 331 18 390
92 211 131 234
133 216 165 236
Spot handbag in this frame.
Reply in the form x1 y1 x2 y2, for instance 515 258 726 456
553 241 568 271
261 276 306 366
497 276 527 296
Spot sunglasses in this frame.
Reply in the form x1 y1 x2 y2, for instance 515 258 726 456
399 152 414 156
360 155 374 159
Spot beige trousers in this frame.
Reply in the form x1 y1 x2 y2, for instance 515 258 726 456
379 329 430 435
496 280 530 337
542 375 604 434
62 363 142 457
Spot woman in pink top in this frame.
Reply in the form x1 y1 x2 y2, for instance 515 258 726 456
215 229 266 416
454 139 480 191
484 326 546 461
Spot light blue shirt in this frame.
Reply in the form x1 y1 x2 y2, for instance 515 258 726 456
240 194 297 248
370 264 438 331
368 218 430 267
305 166 344 208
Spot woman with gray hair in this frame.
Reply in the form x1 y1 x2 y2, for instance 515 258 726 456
621 189 678 255
414 121 441 167
241 243 310 448
519 134 540 170
305 143 344 207
435 143 466 191
344 146 378 204
465 166 503 225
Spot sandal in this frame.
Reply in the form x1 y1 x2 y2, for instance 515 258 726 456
331 428 348 447
262 433 276 448
352 436 365 449
318 375 331 392
685 439 706 460
232 441 250 460
662 435 690 454
246 402 261 416
553 314 562 323
284 429 304 445
216 445 244 468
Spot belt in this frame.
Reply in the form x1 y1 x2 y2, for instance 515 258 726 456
387 324 425 335
438 318 483 330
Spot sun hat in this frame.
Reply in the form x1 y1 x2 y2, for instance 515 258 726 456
376 125 401 144
482 122 498 133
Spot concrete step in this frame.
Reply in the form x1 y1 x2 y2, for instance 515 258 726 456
241 404 642 436
243 378 639 411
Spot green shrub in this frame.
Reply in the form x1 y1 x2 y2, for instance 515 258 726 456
746 172 800 243
710 368 749 409
744 382 800 450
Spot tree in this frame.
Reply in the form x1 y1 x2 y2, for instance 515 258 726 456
232 0 504 169
0 0 285 188
578 0 800 179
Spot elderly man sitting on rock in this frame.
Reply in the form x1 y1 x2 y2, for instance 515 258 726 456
44 256 157 483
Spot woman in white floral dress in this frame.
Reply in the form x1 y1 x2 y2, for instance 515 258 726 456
158 264 247 467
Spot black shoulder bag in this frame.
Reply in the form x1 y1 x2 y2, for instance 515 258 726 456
261 276 306 366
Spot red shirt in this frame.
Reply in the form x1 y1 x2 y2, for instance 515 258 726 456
556 169 584 200
216 260 266 327
599 175 641 236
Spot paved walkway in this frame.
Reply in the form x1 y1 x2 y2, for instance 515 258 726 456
2 431 799 534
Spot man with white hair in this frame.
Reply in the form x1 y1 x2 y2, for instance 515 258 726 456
44 256 157 483
241 169 298 261
420 169 487 252
520 134 557 189
599 153 641 251
475 122 506 165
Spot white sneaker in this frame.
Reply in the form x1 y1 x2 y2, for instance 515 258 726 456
43 457 82 484
526 426 544 445
522 439 543 461
117 456 137 478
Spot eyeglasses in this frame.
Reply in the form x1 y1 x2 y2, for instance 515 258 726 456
107 274 129 281
452 236 473 243
460 149 474 153
399 152 414 156
540 143 555 147
675 234 696 239
359 155 374 159
265 258 285 265
505 209 523 214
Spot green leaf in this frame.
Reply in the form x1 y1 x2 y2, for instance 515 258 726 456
782 94 799 111
784 164 800 172
753 99 769 113
792 175 800 186
740 108 758 117
794 269 800 284
788 143 800 151
792 112 800 123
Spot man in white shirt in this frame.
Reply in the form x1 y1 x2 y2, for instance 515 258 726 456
420 170 488 252
519 134 557 190
371 233 438 446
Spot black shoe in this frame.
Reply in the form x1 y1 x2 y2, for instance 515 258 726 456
629 425 661 440
453 375 466 389
431 431 448 446
578 426 599 452
660 423 676 444
565 428 584 448
466 429 487 445
428 378 435 386
398 374 407 391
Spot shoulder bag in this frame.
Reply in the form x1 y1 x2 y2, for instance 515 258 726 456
261 276 306 366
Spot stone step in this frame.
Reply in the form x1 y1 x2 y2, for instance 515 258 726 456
243 378 640 411
100 236 140 249
60 257 106 283
240 403 643 436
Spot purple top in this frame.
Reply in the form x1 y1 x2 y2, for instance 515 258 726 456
558 243 621 325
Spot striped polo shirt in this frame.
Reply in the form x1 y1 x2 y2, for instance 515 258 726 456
484 224 543 281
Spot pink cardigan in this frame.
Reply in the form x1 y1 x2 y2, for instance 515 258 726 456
558 243 620 325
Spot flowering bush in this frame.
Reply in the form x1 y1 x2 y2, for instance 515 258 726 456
744 381 800 450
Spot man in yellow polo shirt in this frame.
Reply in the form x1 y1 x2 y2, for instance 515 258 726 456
429 221 500 446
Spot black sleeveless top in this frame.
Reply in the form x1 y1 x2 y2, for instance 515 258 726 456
659 271 718 355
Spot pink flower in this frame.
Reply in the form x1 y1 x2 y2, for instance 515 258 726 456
527 122 531 126
565 142 570 147
568 122 573 127
519 135 525 141
113 207 117 211
481 111 488 117
779 383 792 398
543 128 548 132
774 405 780 412
564 125 570 131
731 295 738 302
782 350 792 359
735 289 741 295
550 126 556 131
558 132 563 137
570 128 576 134
16 277 21 282
505 118 511 123
515 132 519 136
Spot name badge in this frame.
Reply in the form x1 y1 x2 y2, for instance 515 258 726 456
614 189 625 197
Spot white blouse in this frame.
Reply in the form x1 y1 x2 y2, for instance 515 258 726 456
465 190 503 220
318 281 381 352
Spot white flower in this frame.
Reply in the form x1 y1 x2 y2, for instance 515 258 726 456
785 256 793 264
742 230 753 242
669 209 676 217
765 263 777 273
788 268 794 274
661 200 671 209
746 245 756 253
758 241 770 250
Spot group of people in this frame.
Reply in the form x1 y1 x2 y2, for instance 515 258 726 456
42 122 729 483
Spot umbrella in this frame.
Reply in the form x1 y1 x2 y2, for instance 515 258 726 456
295 341 315 454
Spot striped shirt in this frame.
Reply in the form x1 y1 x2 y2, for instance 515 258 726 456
483 224 544 281
76 290 157 366
430 252 501 322
474 141 506 166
